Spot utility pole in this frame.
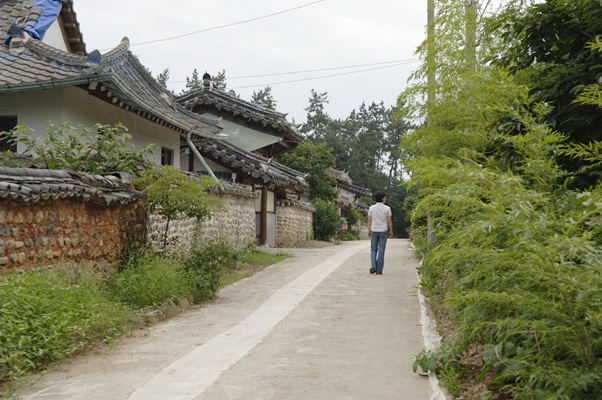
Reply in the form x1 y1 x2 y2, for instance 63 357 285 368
427 0 435 125
465 0 478 73
427 0 436 247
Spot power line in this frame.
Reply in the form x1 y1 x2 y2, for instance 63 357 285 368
167 58 420 84
226 60 420 90
129 0 325 48
227 59 415 80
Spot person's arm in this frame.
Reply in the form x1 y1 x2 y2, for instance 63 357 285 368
367 215 373 237
387 215 393 238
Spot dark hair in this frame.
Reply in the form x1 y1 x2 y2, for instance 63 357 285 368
374 191 386 202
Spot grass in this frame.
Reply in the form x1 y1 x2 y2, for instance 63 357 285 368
0 245 289 396
219 250 289 288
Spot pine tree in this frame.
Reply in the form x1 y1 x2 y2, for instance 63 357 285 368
251 86 277 110
156 68 170 89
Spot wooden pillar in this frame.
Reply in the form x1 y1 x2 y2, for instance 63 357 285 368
260 185 268 245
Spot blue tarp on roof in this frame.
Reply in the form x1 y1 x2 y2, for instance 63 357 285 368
4 0 62 44
26 0 62 40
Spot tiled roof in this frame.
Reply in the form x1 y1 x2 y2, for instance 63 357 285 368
58 0 86 55
329 168 352 185
340 182 372 197
0 166 142 205
177 77 303 151
328 168 371 197
188 137 309 193
0 1 224 140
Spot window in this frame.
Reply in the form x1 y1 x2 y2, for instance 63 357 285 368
0 116 17 152
161 147 174 166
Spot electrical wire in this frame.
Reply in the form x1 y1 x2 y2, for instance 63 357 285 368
166 59 418 84
129 0 325 48
165 59 421 86
221 60 420 90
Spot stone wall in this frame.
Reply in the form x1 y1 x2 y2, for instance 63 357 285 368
147 186 258 253
0 199 144 272
275 200 314 247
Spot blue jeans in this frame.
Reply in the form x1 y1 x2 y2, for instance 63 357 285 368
370 231 389 274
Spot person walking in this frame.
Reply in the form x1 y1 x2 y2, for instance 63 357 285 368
368 191 393 275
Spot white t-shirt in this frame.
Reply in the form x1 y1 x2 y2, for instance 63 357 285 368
368 202 392 232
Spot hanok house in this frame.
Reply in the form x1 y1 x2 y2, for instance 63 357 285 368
178 74 313 247
329 168 372 215
0 0 224 164
0 0 313 264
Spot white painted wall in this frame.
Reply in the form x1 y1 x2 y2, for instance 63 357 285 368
200 111 280 152
0 87 182 167
42 19 68 51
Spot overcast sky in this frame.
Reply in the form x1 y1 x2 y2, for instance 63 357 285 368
74 1 427 124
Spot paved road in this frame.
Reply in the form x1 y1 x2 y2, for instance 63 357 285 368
14 239 436 400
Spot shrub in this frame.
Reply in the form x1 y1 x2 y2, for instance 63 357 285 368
313 199 340 241
341 207 360 228
337 229 360 241
134 166 222 249
0 270 132 386
183 239 239 303
107 252 191 309
3 122 154 173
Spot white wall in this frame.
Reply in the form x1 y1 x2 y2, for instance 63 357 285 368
0 87 182 167
200 112 281 152
42 19 68 51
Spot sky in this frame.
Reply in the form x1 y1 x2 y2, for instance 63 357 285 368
74 1 427 125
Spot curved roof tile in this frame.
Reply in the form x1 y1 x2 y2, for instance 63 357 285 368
188 138 309 193
0 166 142 205
178 82 303 146
0 9 224 140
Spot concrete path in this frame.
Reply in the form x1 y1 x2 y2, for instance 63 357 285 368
14 239 436 400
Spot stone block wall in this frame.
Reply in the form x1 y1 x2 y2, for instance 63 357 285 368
147 187 258 253
275 200 314 247
197 190 257 248
0 199 144 272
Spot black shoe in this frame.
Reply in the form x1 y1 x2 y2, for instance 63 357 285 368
369 268 376 274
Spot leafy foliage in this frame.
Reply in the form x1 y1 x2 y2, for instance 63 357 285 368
3 122 155 173
491 0 602 186
0 241 287 392
278 142 338 202
312 199 341 241
107 252 191 309
399 1 602 397
182 239 238 303
156 68 170 89
0 270 133 387
134 166 222 249
251 85 277 110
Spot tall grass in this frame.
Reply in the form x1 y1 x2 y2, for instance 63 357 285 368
0 270 133 386
107 252 192 309
0 241 288 392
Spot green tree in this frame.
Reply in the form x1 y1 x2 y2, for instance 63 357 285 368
156 68 170 89
184 69 202 92
134 166 222 249
213 69 227 90
251 86 277 110
278 142 338 202
301 90 332 140
491 0 602 185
